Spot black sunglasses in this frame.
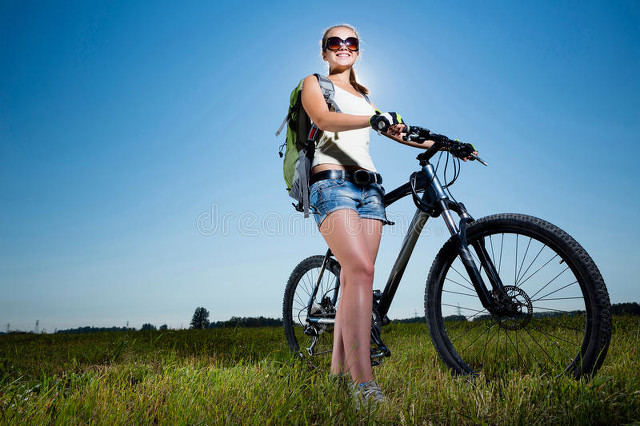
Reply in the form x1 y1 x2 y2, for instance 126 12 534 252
324 36 359 52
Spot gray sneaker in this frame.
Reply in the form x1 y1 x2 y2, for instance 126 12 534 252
351 380 387 410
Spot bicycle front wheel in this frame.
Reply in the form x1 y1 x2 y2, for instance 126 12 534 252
425 214 611 378
283 255 341 363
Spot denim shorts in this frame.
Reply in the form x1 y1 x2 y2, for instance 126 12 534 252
309 178 389 227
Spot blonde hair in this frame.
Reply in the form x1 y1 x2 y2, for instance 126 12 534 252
321 24 369 95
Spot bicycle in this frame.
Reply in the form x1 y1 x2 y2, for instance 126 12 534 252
282 125 611 379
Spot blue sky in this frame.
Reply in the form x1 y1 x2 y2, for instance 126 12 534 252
1 0 638 331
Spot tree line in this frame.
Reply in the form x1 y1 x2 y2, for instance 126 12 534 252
3 302 636 335
189 307 283 329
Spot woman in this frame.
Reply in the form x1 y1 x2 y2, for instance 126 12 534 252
301 24 410 406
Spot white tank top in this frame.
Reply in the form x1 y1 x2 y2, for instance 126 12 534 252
312 85 377 172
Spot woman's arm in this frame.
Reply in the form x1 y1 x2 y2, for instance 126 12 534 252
381 131 436 149
382 131 478 161
300 75 371 132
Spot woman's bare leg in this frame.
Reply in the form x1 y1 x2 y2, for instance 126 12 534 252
330 268 347 375
320 209 383 383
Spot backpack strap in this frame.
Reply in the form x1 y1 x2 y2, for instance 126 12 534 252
275 112 290 137
313 73 341 113
300 142 312 218
298 75 339 217
315 73 371 106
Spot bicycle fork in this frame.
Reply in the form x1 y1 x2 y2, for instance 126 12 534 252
424 164 513 315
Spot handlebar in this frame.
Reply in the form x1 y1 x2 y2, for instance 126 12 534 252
404 125 488 166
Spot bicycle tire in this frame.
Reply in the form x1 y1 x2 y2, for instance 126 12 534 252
425 213 611 378
283 255 341 362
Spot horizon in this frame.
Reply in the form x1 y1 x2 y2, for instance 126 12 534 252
5 300 640 334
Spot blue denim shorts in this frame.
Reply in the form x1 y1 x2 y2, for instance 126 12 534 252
309 178 389 227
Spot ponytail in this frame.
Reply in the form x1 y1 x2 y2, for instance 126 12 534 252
349 68 369 96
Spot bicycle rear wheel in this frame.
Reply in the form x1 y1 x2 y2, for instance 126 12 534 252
425 214 611 378
283 255 341 364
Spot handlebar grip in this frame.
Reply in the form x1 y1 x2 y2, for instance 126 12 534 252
470 154 488 166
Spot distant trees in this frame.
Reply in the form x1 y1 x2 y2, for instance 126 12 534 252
610 302 640 316
392 316 426 325
190 307 210 329
209 316 283 328
36 301 640 336
56 326 130 334
443 315 467 322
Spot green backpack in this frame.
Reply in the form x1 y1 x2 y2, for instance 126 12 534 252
276 74 340 217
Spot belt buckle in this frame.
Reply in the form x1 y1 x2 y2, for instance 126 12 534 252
354 170 372 185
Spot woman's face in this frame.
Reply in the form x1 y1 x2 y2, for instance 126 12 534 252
323 26 359 71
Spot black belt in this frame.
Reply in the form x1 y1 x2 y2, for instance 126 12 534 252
310 169 383 187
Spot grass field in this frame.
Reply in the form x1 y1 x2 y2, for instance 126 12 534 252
0 317 638 424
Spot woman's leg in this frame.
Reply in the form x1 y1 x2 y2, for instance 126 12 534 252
320 209 383 383
361 217 383 262
330 268 347 375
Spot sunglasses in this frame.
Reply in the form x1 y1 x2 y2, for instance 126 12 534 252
324 36 359 52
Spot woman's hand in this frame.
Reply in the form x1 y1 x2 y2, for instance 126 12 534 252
368 111 408 138
369 112 404 133
450 141 478 162
461 150 478 162
386 123 407 138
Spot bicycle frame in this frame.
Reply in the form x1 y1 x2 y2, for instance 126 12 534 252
305 156 513 333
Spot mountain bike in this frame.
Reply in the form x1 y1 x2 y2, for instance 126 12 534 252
282 126 611 378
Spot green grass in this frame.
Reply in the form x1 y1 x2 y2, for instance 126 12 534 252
0 317 638 424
